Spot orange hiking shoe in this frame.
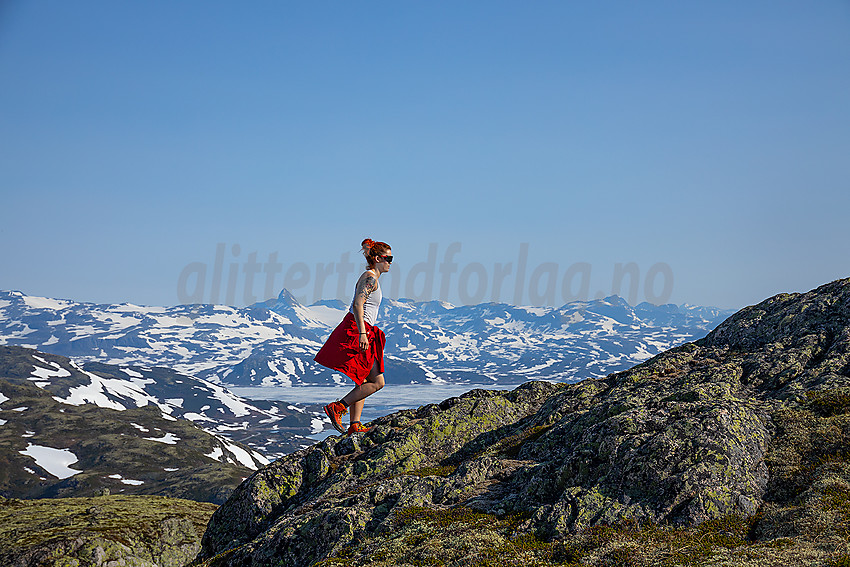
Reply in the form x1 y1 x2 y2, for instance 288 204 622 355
346 421 374 435
324 401 348 434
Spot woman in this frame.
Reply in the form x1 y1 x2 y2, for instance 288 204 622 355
315 238 392 435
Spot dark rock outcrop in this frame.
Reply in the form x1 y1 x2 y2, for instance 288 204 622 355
199 278 850 566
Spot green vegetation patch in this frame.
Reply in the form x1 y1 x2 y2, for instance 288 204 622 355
406 465 458 477
311 506 830 567
0 495 216 546
806 389 850 418
0 495 217 567
765 390 850 506
393 505 503 530
498 425 553 459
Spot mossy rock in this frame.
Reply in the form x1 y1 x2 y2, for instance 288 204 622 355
0 495 217 567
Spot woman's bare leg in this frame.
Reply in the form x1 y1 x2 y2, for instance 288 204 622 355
350 398 366 425
342 361 384 424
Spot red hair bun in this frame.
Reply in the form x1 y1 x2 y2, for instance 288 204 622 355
360 238 391 267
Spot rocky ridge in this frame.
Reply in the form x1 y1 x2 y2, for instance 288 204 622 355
198 278 850 566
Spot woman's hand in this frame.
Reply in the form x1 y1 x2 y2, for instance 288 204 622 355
359 332 370 352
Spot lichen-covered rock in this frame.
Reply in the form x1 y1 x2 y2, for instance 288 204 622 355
0 495 216 567
199 278 850 567
200 382 562 562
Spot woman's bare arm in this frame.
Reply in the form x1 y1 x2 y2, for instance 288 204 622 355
353 272 377 349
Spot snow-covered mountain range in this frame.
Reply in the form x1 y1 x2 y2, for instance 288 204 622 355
0 289 734 387
0 289 734 464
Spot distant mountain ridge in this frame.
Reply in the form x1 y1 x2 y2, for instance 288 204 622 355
0 289 734 388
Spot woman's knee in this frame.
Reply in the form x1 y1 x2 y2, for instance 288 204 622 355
371 374 385 391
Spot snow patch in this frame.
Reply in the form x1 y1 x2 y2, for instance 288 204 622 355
30 360 71 381
52 365 156 411
144 432 180 444
304 304 346 328
224 441 260 468
183 412 213 421
203 381 253 417
205 446 224 461
220 436 269 468
516 306 547 317
22 295 74 310
19 444 81 479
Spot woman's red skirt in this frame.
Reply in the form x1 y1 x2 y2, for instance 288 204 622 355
314 312 385 385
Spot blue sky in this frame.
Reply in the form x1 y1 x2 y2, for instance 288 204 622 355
1 1 848 310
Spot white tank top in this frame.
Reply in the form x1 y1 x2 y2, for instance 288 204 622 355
349 275 382 326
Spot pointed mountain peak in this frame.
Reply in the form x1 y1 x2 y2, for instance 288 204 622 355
276 288 302 306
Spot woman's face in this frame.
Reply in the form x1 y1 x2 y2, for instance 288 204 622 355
376 249 392 273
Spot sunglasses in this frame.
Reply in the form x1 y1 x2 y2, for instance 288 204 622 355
378 255 393 263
